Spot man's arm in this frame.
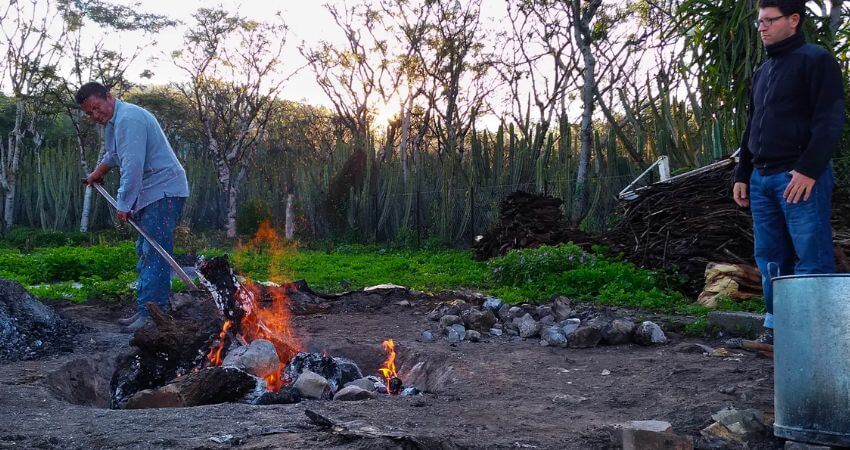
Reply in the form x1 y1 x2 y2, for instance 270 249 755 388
114 117 147 214
784 53 845 203
84 163 111 186
733 79 757 208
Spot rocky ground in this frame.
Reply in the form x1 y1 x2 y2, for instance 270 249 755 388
0 290 782 450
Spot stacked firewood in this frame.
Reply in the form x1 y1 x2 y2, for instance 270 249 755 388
604 160 754 294
472 191 599 260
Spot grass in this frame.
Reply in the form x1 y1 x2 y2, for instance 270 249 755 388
0 230 766 318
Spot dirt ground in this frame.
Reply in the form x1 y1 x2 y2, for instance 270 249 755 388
0 293 780 450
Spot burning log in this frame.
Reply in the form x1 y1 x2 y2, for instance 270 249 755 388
123 366 258 409
472 191 599 260
378 340 403 395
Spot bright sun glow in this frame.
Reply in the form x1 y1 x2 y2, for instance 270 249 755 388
372 100 401 129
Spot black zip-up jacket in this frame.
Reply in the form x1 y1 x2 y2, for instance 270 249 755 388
734 32 845 183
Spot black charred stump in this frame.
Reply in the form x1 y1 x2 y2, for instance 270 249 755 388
284 352 363 392
388 376 403 395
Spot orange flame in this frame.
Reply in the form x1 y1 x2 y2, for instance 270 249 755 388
208 320 232 366
205 220 302 392
378 339 398 394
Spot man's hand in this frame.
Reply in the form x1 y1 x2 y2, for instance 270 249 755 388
117 211 131 222
733 182 749 208
783 170 816 204
84 163 110 186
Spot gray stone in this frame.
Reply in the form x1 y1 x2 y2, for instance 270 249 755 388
674 342 715 354
427 300 470 321
515 314 541 338
535 305 553 319
587 313 614 331
333 357 364 388
222 339 280 379
483 297 503 313
539 315 556 326
707 311 764 337
541 326 567 347
785 442 833 450
419 330 435 343
613 420 694 450
551 295 573 321
344 377 376 392
559 318 581 337
489 328 503 336
461 308 497 332
552 393 588 404
711 408 767 435
491 322 503 330
567 326 602 348
333 385 375 401
602 319 636 345
446 324 466 343
293 369 331 399
633 321 668 346
401 387 421 396
497 304 513 322
508 306 523 319
466 330 481 342
439 314 463 330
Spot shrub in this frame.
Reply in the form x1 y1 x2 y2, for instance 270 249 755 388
236 199 272 236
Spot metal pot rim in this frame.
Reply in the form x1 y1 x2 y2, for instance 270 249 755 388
773 273 850 281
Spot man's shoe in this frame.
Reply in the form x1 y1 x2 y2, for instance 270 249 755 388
123 316 151 333
117 312 140 326
755 328 774 346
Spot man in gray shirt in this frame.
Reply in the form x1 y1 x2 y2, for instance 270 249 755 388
79 82 189 331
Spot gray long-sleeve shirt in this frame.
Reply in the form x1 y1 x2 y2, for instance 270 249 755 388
100 100 189 212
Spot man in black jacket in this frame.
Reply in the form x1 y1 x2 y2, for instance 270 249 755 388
733 0 844 345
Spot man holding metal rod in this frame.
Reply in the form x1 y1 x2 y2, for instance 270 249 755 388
78 82 190 332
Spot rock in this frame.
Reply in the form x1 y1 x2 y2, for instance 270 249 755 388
284 352 344 392
612 420 694 450
446 324 466 343
674 342 715 354
293 369 331 399
366 375 387 392
254 387 302 405
515 314 541 338
633 321 668 346
333 385 375 401
559 318 581 336
602 319 636 345
535 305 553 319
401 387 421 396
491 322 503 330
489 328 503 337
483 297 503 313
497 304 513 322
508 306 523 320
427 300 470 321
419 330 435 343
541 326 567 347
222 339 280 379
587 313 615 331
552 393 588 404
706 311 764 337
333 357 364 387
439 314 463 330
551 295 573 321
711 408 768 435
461 308 497 332
466 330 481 342
785 442 834 450
539 315 556 326
344 377 376 392
567 326 602 348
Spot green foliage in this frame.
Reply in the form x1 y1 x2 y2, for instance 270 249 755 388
27 271 137 302
683 318 709 336
0 243 136 285
236 199 272 236
1 226 90 250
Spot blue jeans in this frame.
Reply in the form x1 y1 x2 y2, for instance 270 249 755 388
135 196 185 318
750 166 835 329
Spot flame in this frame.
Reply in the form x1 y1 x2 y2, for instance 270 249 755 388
207 320 232 366
205 220 302 392
378 339 398 394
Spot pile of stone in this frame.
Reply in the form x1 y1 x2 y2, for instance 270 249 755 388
423 296 668 348
0 278 79 362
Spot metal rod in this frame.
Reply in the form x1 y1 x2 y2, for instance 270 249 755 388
91 183 199 290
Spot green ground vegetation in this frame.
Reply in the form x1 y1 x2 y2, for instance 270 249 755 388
0 227 765 317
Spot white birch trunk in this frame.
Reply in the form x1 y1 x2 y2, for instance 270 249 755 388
285 192 294 240
400 93 413 186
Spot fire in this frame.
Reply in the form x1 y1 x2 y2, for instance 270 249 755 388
206 220 302 392
207 320 232 366
378 339 398 394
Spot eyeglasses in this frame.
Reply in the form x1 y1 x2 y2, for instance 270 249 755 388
754 15 788 28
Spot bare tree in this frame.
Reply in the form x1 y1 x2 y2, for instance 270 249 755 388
0 0 64 230
173 8 289 238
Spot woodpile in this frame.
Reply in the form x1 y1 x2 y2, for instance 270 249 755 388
697 263 762 308
604 159 753 294
472 191 599 260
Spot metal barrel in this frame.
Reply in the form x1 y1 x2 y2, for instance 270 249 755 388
774 274 850 446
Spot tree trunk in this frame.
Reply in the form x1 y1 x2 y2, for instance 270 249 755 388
80 128 105 232
400 93 413 187
829 0 844 39
3 184 15 230
573 49 595 225
285 192 295 240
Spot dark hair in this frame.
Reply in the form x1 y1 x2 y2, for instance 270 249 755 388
758 0 806 32
75 82 109 105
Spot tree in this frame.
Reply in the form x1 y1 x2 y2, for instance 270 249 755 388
55 0 176 232
0 0 65 230
173 8 289 238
